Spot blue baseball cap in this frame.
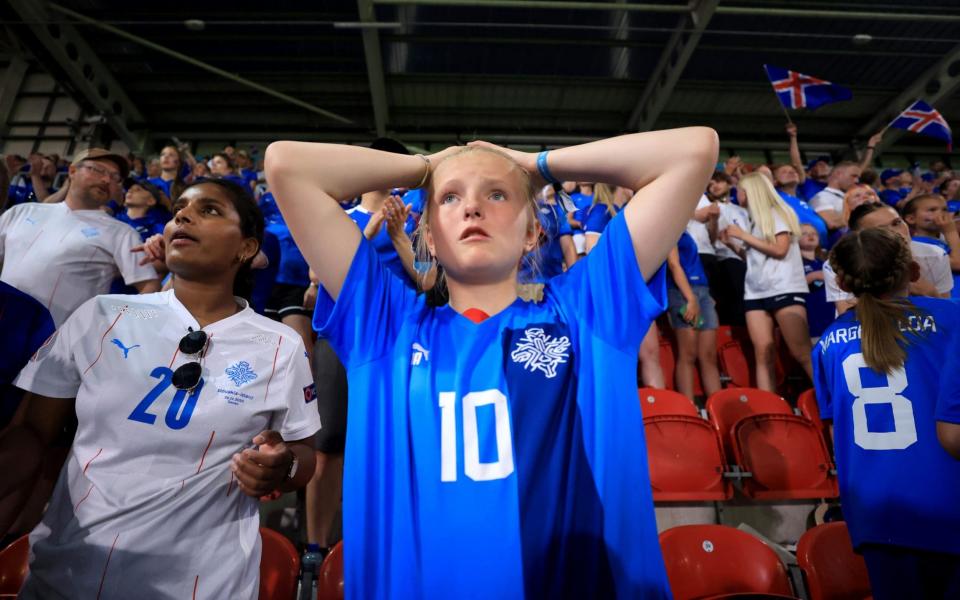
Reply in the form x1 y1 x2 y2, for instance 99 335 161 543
806 155 831 171
880 168 903 183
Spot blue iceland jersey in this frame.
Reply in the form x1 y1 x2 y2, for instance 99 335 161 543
521 201 571 283
569 192 593 227
346 204 417 284
260 193 311 287
798 178 826 202
114 208 170 241
583 203 620 235
315 213 670 599
670 231 707 287
812 296 960 554
778 189 829 247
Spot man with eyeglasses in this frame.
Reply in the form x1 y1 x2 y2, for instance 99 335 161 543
0 148 161 326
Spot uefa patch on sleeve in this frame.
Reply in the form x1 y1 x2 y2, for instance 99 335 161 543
303 383 317 404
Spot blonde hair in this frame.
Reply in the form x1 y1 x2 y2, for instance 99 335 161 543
414 146 540 291
591 183 617 217
829 227 919 374
739 171 801 242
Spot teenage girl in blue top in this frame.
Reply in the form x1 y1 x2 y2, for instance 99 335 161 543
266 128 718 598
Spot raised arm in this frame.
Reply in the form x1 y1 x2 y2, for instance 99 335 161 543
786 123 807 185
264 143 437 299
476 128 718 280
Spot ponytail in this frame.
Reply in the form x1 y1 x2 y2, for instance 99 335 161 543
829 227 920 374
853 294 913 374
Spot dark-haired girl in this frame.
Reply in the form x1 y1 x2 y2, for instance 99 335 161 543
0 179 320 599
812 227 960 599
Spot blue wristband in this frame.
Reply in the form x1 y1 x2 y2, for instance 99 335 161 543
537 150 560 185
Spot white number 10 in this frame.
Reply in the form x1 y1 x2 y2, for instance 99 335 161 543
438 390 515 482
842 353 917 450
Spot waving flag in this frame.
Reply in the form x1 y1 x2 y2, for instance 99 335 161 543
763 64 852 111
888 100 952 151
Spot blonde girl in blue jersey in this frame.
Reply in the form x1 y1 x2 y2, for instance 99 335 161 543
266 129 718 598
815 227 960 599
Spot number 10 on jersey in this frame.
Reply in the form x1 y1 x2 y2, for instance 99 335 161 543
438 390 515 482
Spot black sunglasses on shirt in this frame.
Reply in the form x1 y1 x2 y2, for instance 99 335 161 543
172 328 207 391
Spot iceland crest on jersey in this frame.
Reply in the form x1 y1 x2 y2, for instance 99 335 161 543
509 327 571 378
225 361 258 387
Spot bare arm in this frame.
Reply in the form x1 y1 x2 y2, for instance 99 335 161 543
786 123 807 185
384 196 437 291
938 422 960 460
666 247 700 324
726 226 792 259
859 131 883 171
0 393 74 501
265 142 440 300
477 128 719 280
816 209 846 230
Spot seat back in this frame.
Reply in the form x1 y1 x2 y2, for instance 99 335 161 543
317 541 344 600
644 415 731 501
797 522 872 600
707 388 791 460
639 387 699 418
0 535 28 595
734 414 838 500
659 524 794 600
258 527 300 600
716 325 754 388
798 389 824 429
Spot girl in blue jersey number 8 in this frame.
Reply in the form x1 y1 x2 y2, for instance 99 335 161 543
266 129 718 598
813 227 960 599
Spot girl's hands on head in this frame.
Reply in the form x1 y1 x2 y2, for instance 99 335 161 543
466 141 544 188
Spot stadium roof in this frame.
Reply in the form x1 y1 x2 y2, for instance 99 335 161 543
1 0 958 163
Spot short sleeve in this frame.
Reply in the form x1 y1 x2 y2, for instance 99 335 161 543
548 212 667 350
553 203 572 236
14 298 95 398
809 193 835 214
823 262 852 303
112 225 159 285
270 336 323 442
313 238 420 368
811 340 833 421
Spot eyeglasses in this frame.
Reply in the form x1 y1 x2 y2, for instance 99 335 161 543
79 162 123 183
173 328 207 390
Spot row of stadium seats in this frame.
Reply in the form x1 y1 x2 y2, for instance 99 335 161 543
661 522 871 600
0 529 344 600
640 386 837 501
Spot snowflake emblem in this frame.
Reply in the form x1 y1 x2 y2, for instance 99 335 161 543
225 361 258 387
510 327 571 379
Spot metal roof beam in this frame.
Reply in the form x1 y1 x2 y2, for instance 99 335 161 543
47 4 356 129
855 42 960 153
373 0 960 22
358 0 391 137
0 55 28 140
626 0 718 132
7 0 147 152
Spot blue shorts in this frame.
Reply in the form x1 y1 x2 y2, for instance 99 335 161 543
667 285 718 330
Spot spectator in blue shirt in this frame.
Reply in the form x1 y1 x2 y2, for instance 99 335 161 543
774 163 829 247
879 169 906 208
209 152 248 188
115 179 172 241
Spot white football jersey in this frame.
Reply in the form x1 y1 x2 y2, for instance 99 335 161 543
0 202 158 326
15 290 321 599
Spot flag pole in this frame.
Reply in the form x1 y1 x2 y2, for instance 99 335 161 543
763 65 793 125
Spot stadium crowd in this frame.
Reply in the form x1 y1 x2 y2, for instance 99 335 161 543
0 121 958 599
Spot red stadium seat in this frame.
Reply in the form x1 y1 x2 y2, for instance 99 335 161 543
0 535 28 595
644 415 731 501
716 325 754 388
797 522 872 600
638 387 699 418
659 525 797 600
798 388 825 431
258 527 300 600
317 541 344 600
706 387 792 461
733 414 838 500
